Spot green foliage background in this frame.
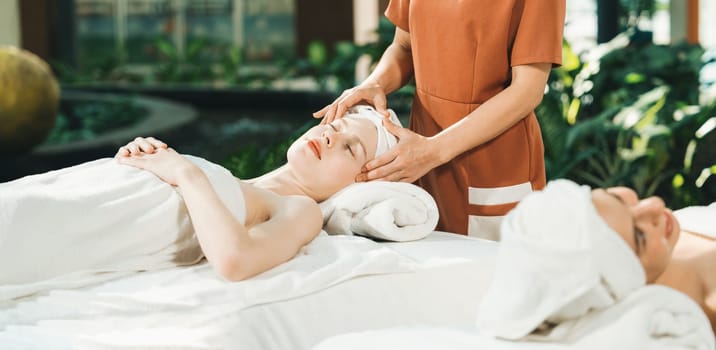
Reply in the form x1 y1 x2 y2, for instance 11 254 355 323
537 31 715 208
54 12 716 207
222 26 716 207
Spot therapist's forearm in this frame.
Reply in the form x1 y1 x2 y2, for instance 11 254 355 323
361 41 414 95
431 66 550 164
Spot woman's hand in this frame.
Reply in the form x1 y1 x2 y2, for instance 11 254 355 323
116 147 199 187
313 83 389 124
355 118 446 183
116 137 168 157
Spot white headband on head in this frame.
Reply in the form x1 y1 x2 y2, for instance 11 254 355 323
477 179 646 339
343 105 402 158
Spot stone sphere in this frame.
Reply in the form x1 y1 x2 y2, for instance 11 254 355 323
0 46 60 153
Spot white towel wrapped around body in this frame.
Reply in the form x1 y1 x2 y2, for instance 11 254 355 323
0 155 246 301
319 182 439 242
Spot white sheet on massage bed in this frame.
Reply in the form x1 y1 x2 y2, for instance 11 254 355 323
232 232 496 350
0 232 497 350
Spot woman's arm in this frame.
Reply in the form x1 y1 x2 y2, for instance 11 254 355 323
178 168 322 281
431 63 551 164
117 147 323 281
362 27 414 95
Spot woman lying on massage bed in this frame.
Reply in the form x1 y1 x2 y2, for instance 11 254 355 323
590 185 716 332
0 105 401 286
480 179 716 338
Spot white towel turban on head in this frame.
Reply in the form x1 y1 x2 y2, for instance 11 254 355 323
476 179 646 340
343 105 402 158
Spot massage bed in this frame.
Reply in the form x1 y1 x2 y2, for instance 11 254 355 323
0 231 498 350
2 175 714 350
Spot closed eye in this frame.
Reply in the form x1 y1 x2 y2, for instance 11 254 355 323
635 226 646 253
605 190 645 255
330 123 356 158
345 143 355 157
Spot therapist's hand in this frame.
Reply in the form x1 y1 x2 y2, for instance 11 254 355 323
355 118 445 183
313 83 389 125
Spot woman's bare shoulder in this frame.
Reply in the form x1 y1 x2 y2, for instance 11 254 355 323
236 180 275 228
239 181 321 237
278 195 323 241
280 195 322 222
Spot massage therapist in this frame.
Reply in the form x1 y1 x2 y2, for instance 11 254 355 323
313 0 566 239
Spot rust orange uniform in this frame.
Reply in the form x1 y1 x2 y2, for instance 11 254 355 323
385 0 565 238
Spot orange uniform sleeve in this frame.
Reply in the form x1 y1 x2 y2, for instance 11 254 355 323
384 0 410 32
510 0 566 67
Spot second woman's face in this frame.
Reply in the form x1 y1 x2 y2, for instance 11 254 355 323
286 117 378 199
591 187 680 282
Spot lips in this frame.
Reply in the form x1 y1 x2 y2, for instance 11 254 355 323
307 139 322 159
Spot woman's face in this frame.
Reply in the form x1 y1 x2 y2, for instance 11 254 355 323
286 117 378 200
591 187 680 282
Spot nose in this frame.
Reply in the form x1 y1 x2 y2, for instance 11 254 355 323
632 196 666 228
321 129 334 147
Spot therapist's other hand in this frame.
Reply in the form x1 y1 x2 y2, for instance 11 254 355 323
116 136 168 157
356 118 444 183
313 83 389 125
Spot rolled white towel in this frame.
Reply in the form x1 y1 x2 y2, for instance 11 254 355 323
476 179 646 339
319 181 439 242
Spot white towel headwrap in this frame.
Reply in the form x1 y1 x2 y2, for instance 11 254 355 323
344 105 402 158
476 179 646 340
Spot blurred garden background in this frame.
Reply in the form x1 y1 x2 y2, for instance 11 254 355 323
0 0 714 208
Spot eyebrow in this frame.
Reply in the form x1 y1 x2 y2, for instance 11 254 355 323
336 119 367 159
604 190 642 255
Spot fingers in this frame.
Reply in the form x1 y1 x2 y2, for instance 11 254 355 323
116 137 168 157
115 152 146 169
146 137 168 150
381 117 404 138
313 105 330 119
116 147 130 157
315 85 388 124
133 137 155 154
134 136 167 153
317 90 349 125
356 152 398 182
319 88 363 125
373 94 389 118
356 163 402 182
